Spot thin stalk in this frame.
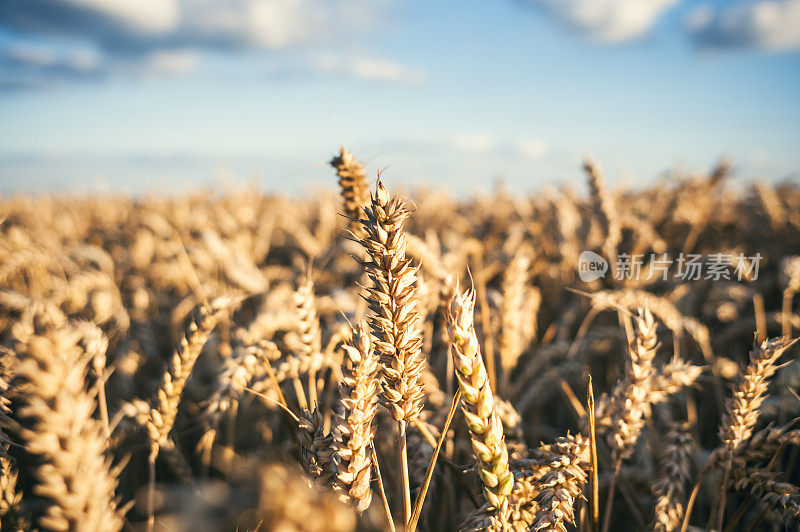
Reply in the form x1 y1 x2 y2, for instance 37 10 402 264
408 389 462 532
372 444 397 532
724 497 751 532
753 293 767 344
147 446 157 532
398 420 412 527
560 378 587 419
243 387 300 423
474 263 497 392
261 357 288 409
680 467 707 532
783 288 795 337
97 376 111 439
291 376 308 411
307 368 318 407
587 375 600 532
716 462 731 532
412 419 438 449
746 505 770 532
566 307 600 359
601 458 621 532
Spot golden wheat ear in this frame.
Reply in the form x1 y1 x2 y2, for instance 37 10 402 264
331 147 370 235
4 317 125 531
332 322 379 512
356 176 427 525
446 287 514 512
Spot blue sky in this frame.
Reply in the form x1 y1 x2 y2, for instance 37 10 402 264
1 0 799 194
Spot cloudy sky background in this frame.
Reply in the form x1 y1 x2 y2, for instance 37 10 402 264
1 0 799 194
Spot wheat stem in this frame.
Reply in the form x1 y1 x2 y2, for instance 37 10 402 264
371 444 397 532
399 420 412 526
408 388 462 532
587 375 600 532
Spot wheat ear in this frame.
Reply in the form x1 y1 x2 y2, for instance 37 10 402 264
333 322 379 511
447 287 514 512
136 297 229 532
531 436 590 532
715 336 797 530
0 454 27 530
201 340 279 450
358 178 426 422
5 320 124 531
298 407 336 486
75 321 111 438
652 423 694 532
499 248 532 383
601 306 658 532
583 158 620 271
294 275 322 406
357 177 426 524
331 147 370 234
733 471 800 526
608 306 658 461
144 297 231 455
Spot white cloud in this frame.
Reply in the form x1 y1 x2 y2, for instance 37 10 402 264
530 0 679 43
0 42 105 89
142 50 197 74
310 53 425 84
0 0 423 86
4 42 102 72
0 0 384 51
180 0 326 49
64 0 180 32
452 135 494 154
687 0 800 51
515 138 549 160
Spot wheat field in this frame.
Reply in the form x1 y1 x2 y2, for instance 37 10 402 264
1 149 799 531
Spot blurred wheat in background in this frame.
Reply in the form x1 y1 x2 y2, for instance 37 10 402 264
1 148 799 532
